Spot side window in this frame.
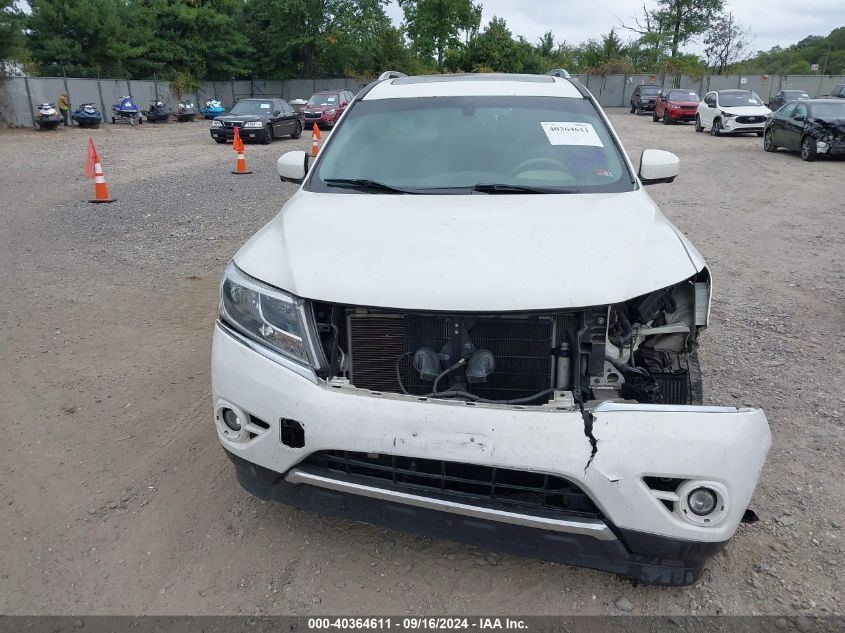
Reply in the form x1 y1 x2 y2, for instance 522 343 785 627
780 103 797 118
793 103 807 119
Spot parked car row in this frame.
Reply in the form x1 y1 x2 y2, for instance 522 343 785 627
207 89 357 145
631 84 845 161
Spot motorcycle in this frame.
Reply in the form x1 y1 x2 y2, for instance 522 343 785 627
111 95 142 125
176 101 197 122
200 98 225 119
143 100 175 123
71 103 103 128
36 103 63 130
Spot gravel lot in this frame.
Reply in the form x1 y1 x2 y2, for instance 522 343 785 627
0 110 842 618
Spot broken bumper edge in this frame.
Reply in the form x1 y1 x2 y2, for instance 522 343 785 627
224 447 726 586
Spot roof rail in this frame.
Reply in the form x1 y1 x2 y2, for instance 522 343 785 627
377 70 408 81
545 68 571 79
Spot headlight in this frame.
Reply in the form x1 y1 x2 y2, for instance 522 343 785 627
243 121 263 128
219 262 313 366
211 120 222 127
720 110 736 118
327 108 337 115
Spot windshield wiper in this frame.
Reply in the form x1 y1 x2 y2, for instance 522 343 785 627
471 183 581 194
324 178 414 194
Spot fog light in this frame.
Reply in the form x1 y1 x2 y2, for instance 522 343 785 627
688 487 717 516
222 408 242 432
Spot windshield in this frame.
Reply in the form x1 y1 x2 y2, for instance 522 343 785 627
310 96 633 194
719 91 764 107
668 90 699 101
229 100 273 115
812 101 845 119
308 93 339 106
640 87 660 96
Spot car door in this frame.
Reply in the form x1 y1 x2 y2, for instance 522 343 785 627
700 93 716 126
271 100 290 135
281 100 299 133
783 102 808 151
771 103 794 146
655 91 665 117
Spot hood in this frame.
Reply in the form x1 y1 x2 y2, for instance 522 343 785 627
234 190 705 312
811 117 845 133
305 103 337 112
668 100 699 107
720 105 771 116
216 114 262 123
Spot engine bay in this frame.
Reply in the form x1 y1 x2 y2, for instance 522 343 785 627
311 271 710 408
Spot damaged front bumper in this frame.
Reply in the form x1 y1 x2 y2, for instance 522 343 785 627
212 323 771 585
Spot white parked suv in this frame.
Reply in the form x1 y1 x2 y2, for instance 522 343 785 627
212 73 771 586
696 89 772 136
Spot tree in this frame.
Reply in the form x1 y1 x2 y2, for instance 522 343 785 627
1 0 24 67
655 0 723 58
398 0 481 71
703 12 752 74
27 0 139 76
129 0 253 81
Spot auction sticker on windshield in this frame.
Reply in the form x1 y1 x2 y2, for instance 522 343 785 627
540 122 603 146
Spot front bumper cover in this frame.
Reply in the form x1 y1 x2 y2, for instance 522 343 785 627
212 323 771 584
210 126 265 141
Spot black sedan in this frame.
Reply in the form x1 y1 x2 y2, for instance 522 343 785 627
210 98 303 144
763 99 845 161
767 89 810 111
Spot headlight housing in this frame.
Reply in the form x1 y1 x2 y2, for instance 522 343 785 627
327 108 337 115
243 121 263 128
211 119 222 127
720 110 736 118
219 262 315 366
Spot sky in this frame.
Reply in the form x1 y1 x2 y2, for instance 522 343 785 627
385 0 844 55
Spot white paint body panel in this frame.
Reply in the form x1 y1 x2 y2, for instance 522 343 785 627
213 325 771 542
234 189 705 312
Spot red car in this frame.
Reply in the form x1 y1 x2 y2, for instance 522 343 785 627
301 89 355 129
653 89 701 124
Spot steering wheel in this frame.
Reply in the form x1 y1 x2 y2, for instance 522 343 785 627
509 157 569 177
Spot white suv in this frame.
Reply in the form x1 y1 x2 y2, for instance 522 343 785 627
212 73 771 586
696 89 772 136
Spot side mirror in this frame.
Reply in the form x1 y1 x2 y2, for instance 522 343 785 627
639 149 679 185
274 110 281 115
277 150 308 184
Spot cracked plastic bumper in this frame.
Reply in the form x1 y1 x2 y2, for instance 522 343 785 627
212 323 771 577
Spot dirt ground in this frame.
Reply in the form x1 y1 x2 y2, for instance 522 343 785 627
0 110 842 617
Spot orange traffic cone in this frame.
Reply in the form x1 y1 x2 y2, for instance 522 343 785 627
231 126 252 175
85 138 115 203
311 123 321 157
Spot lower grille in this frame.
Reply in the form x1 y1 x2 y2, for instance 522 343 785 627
348 312 563 401
654 370 689 405
303 450 602 519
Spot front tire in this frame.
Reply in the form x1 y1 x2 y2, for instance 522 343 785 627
800 136 817 161
652 109 659 122
290 120 302 139
663 110 670 125
695 115 703 133
763 129 777 152
261 125 272 145
710 119 722 136
630 102 636 114
636 102 643 115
